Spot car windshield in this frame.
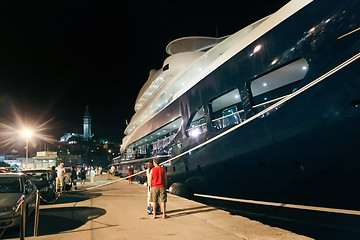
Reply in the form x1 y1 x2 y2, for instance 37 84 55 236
0 177 22 193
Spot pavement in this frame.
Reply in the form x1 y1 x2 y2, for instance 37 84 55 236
3 174 314 240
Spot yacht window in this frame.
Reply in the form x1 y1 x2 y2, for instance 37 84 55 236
210 88 245 129
187 107 207 137
250 58 309 111
127 117 182 159
221 105 240 128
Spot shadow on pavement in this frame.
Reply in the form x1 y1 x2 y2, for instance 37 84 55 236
167 205 217 218
42 191 103 205
2 206 107 239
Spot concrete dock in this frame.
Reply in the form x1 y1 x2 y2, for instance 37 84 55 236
3 174 313 240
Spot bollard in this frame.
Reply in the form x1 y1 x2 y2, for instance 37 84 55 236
34 190 40 236
19 197 26 240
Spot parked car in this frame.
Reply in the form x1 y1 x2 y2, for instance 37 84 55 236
0 167 9 173
20 169 59 203
0 173 37 231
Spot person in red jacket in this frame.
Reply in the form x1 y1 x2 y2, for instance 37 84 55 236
149 158 167 219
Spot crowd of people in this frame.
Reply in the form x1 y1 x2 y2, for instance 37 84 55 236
51 159 169 219
50 163 105 192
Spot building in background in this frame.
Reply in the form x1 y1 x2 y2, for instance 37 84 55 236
59 106 93 144
33 151 58 169
60 133 82 143
83 106 92 141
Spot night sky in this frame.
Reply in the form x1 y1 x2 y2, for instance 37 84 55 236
0 0 289 145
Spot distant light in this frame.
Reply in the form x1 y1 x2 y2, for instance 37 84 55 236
263 83 267 87
235 95 239 99
302 66 307 70
271 58 278 65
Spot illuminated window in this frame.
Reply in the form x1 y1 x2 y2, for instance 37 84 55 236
210 88 245 129
250 58 309 112
128 117 182 158
187 107 207 137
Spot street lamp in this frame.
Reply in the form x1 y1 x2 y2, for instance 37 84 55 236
23 129 32 168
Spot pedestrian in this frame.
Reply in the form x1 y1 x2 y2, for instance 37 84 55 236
70 166 78 190
49 166 57 182
56 163 66 193
49 165 57 189
146 160 154 214
80 167 86 185
149 158 167 219
90 166 95 182
110 165 115 176
128 165 134 184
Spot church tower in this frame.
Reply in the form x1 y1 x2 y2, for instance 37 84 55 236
83 106 92 141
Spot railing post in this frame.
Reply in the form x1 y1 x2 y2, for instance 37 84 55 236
34 190 40 236
19 197 26 240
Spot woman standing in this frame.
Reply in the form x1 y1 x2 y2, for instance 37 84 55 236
146 160 154 214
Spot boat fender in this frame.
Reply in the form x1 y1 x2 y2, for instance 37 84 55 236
169 183 193 198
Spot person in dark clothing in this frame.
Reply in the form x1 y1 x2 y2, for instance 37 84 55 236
70 166 78 190
80 167 86 185
49 166 57 182
46 166 58 200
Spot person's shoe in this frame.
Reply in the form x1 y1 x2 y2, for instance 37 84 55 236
147 206 153 215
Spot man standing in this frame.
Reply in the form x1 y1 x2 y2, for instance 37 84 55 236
149 158 167 219
56 163 66 193
110 165 115 176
